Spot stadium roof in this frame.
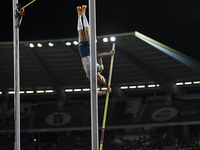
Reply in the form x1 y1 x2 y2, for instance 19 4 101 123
1 31 200 102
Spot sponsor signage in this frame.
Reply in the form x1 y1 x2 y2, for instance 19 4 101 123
151 107 177 121
45 112 71 126
177 105 200 120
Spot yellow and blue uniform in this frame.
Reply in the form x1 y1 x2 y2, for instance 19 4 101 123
78 41 101 74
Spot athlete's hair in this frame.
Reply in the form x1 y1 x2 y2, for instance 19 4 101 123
98 79 107 88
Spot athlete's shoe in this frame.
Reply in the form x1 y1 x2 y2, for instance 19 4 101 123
77 6 82 15
82 5 87 14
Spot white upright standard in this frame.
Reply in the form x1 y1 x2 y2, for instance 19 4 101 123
88 0 99 150
12 0 21 150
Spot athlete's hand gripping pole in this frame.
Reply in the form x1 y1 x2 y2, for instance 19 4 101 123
100 43 115 150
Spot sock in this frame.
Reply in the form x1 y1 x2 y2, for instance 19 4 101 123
82 14 89 28
77 15 83 31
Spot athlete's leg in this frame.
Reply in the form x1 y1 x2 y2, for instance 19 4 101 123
77 6 85 42
82 5 90 41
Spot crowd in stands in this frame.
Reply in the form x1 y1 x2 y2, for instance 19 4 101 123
0 107 31 130
0 108 14 130
111 133 200 150
0 126 200 150
111 133 162 150
1 104 200 149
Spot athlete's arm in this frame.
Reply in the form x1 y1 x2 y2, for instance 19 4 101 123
98 87 111 95
97 57 104 73
97 50 115 58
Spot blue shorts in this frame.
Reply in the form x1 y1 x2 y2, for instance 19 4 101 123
78 41 90 58
78 41 102 73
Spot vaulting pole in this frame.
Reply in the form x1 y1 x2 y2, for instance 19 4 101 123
20 0 36 10
88 0 99 150
100 43 115 150
13 0 21 150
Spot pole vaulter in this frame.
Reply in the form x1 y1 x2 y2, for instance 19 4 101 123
12 1 36 149
76 4 114 149
100 43 115 150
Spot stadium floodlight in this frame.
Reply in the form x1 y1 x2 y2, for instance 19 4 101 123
193 81 200 84
26 91 34 94
138 85 145 88
121 86 128 89
110 36 116 42
83 88 90 91
66 42 71 46
103 38 108 42
185 82 192 85
36 90 44 93
48 42 53 47
129 86 137 89
73 41 78 45
29 43 34 48
37 43 42 47
45 90 54 93
65 89 73 92
74 89 81 92
148 84 156 88
176 82 183 85
8 91 15 94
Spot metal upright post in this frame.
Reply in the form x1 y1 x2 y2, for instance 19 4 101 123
88 0 99 150
13 0 21 150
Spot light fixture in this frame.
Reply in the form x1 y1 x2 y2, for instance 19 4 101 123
45 90 54 93
138 85 145 88
26 91 34 94
129 86 136 89
185 82 192 85
193 81 200 84
65 89 73 92
121 86 128 89
74 89 81 92
82 88 90 91
36 90 44 93
148 84 156 88
110 36 116 42
103 38 108 42
66 42 71 46
48 42 53 47
8 91 15 94
101 88 107 91
73 41 78 45
29 43 34 48
37 43 42 47
176 82 183 85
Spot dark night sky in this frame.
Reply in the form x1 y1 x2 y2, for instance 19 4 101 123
1 0 200 60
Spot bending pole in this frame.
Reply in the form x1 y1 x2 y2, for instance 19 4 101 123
100 43 115 150
88 0 99 150
20 0 36 10
13 0 21 150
